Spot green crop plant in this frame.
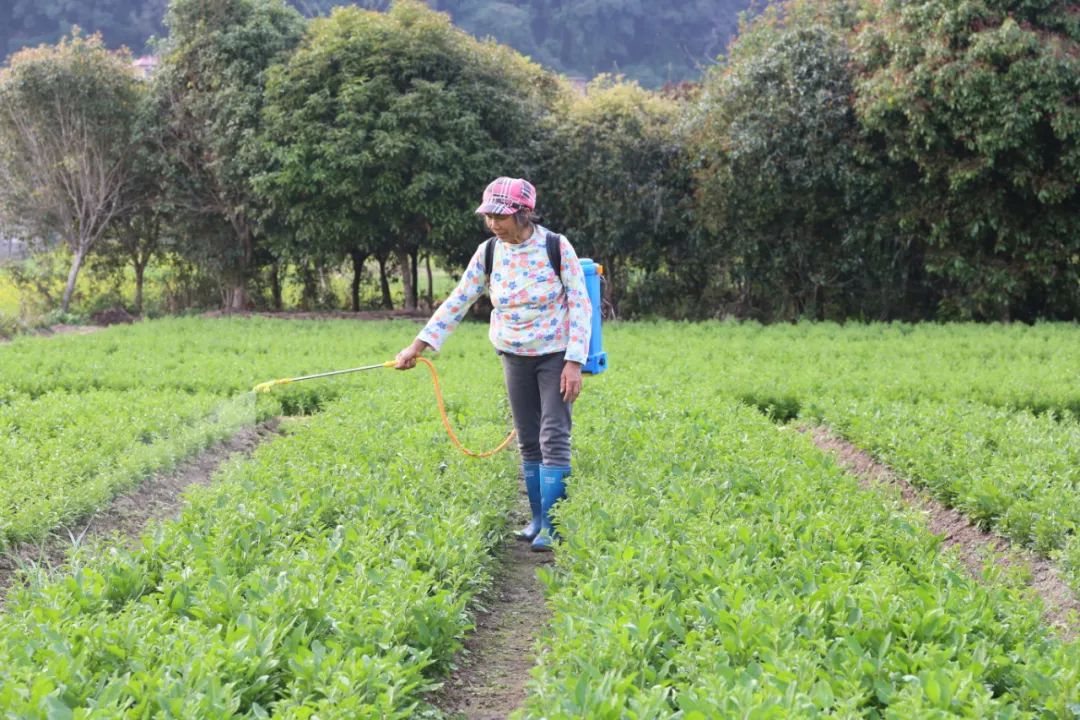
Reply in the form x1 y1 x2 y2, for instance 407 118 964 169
0 372 517 716
1 317 1078 716
0 389 262 548
607 321 1080 416
0 316 414 397
0 317 519 552
810 396 1080 590
523 390 1080 717
1 319 1075 411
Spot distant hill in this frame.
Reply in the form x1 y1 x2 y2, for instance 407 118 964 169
1 0 750 88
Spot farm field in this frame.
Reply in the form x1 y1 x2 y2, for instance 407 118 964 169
0 318 1078 717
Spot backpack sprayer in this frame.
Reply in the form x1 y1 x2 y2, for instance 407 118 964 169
253 258 607 458
579 258 607 375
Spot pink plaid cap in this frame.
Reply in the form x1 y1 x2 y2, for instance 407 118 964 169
475 177 536 215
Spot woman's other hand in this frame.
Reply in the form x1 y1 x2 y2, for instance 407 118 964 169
561 361 583 403
395 340 429 369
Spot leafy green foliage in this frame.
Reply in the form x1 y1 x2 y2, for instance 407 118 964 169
537 76 689 310
598 322 1080 589
812 397 1080 584
0 393 514 716
679 0 1080 321
0 316 429 396
605 320 1080 416
0 389 255 548
852 0 1080 320
0 317 510 548
256 0 563 311
0 317 516 715
5 0 1079 322
687 4 922 321
2 318 1079 717
94 79 174 315
0 31 143 312
154 0 305 309
526 389 1080 716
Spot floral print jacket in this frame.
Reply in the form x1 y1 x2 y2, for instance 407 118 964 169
417 225 592 364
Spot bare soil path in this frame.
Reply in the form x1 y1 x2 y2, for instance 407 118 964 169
805 425 1079 640
36 323 108 337
429 488 552 719
1 323 108 343
0 420 279 599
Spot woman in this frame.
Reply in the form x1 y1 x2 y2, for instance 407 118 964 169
394 177 592 551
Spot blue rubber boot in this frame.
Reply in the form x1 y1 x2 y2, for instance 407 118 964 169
515 461 542 541
531 465 569 552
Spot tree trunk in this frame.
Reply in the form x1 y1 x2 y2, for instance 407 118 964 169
133 259 146 315
410 247 419 310
226 218 253 312
395 246 416 311
61 246 87 313
318 265 331 307
424 253 433 308
270 262 283 310
300 262 317 310
376 253 393 309
227 280 248 312
349 248 367 312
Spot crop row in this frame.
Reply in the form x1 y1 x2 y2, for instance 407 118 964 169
810 397 1080 591
0 318 509 556
523 392 1080 717
2 320 1077 415
2 318 1078 717
0 317 407 397
0 317 406 549
0 381 516 717
0 389 260 548
611 321 1080 417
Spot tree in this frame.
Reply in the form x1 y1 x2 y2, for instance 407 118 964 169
537 76 688 312
97 85 171 314
154 0 304 310
255 0 561 310
853 0 1080 320
687 13 862 319
683 0 942 321
0 31 141 312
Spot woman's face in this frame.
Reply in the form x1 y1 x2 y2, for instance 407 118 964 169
485 212 524 242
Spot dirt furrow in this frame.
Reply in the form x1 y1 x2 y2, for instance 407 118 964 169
805 425 1079 640
0 420 279 599
429 486 552 719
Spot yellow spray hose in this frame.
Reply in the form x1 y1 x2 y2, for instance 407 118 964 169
253 358 516 458
414 356 516 458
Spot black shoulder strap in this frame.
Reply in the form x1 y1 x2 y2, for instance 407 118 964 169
545 231 562 277
484 233 562 279
483 236 497 279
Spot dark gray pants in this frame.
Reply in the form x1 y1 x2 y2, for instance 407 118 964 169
501 351 572 467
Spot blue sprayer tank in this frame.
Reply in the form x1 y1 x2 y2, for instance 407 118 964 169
579 258 607 375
